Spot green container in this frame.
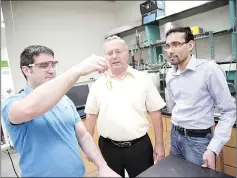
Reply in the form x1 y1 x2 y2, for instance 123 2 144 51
1 60 9 68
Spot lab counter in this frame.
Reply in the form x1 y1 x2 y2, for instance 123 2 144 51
137 155 234 177
160 109 236 177
161 109 236 128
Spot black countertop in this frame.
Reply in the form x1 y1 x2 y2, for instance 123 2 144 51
137 155 234 177
161 109 236 128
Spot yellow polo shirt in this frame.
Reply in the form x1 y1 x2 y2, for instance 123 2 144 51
85 66 166 141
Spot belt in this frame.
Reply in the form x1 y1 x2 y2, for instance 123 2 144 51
173 125 212 137
103 134 147 148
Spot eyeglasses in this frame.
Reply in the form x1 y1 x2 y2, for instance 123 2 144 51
164 42 187 51
29 61 58 69
105 49 127 57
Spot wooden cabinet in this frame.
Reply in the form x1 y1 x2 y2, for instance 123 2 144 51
224 165 236 177
81 119 99 175
162 116 166 132
223 146 236 167
222 128 236 176
215 154 222 172
225 128 236 148
162 115 171 156
217 128 236 177
147 115 171 157
166 117 171 133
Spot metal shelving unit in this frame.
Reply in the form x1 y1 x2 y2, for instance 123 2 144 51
109 0 229 38
129 28 235 55
123 0 236 86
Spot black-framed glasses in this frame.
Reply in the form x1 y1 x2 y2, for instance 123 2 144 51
164 42 187 51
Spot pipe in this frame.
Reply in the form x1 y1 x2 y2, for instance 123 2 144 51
229 0 236 61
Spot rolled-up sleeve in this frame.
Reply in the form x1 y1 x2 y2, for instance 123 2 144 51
145 76 166 112
205 63 236 155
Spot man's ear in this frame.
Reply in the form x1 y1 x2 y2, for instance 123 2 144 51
188 40 195 52
21 66 31 77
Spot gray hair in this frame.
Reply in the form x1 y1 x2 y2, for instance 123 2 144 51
104 35 128 51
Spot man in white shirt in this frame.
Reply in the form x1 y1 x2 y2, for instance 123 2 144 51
85 36 166 177
165 26 236 170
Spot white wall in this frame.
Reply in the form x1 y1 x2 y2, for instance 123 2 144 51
164 1 210 16
113 1 143 27
1 24 15 101
2 1 116 92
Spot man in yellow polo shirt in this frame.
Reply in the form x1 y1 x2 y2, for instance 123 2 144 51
85 36 166 177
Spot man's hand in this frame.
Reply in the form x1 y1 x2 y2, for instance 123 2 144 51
98 164 121 177
153 143 165 163
77 55 108 76
202 150 215 170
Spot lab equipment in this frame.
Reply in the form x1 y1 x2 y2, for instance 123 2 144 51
140 0 165 15
148 72 160 91
140 1 165 25
191 26 204 35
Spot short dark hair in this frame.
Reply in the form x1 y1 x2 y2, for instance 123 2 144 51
165 26 194 42
20 45 54 79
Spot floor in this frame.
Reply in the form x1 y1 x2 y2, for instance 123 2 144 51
1 149 21 177
1 150 130 177
2 148 129 177
1 148 100 177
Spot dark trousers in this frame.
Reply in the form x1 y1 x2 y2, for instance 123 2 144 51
98 133 154 178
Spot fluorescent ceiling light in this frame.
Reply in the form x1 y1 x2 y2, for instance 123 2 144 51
1 22 5 28
1 8 4 23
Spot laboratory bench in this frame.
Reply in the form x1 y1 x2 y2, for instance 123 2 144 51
80 111 236 177
161 108 237 128
160 109 236 177
137 154 234 177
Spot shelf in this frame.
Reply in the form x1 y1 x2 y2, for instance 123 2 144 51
194 28 236 40
105 24 144 39
108 0 229 39
119 25 145 38
146 0 229 26
217 61 236 65
219 62 236 71
128 28 235 51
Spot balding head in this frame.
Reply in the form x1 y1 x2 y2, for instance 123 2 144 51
104 35 128 52
103 35 129 75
